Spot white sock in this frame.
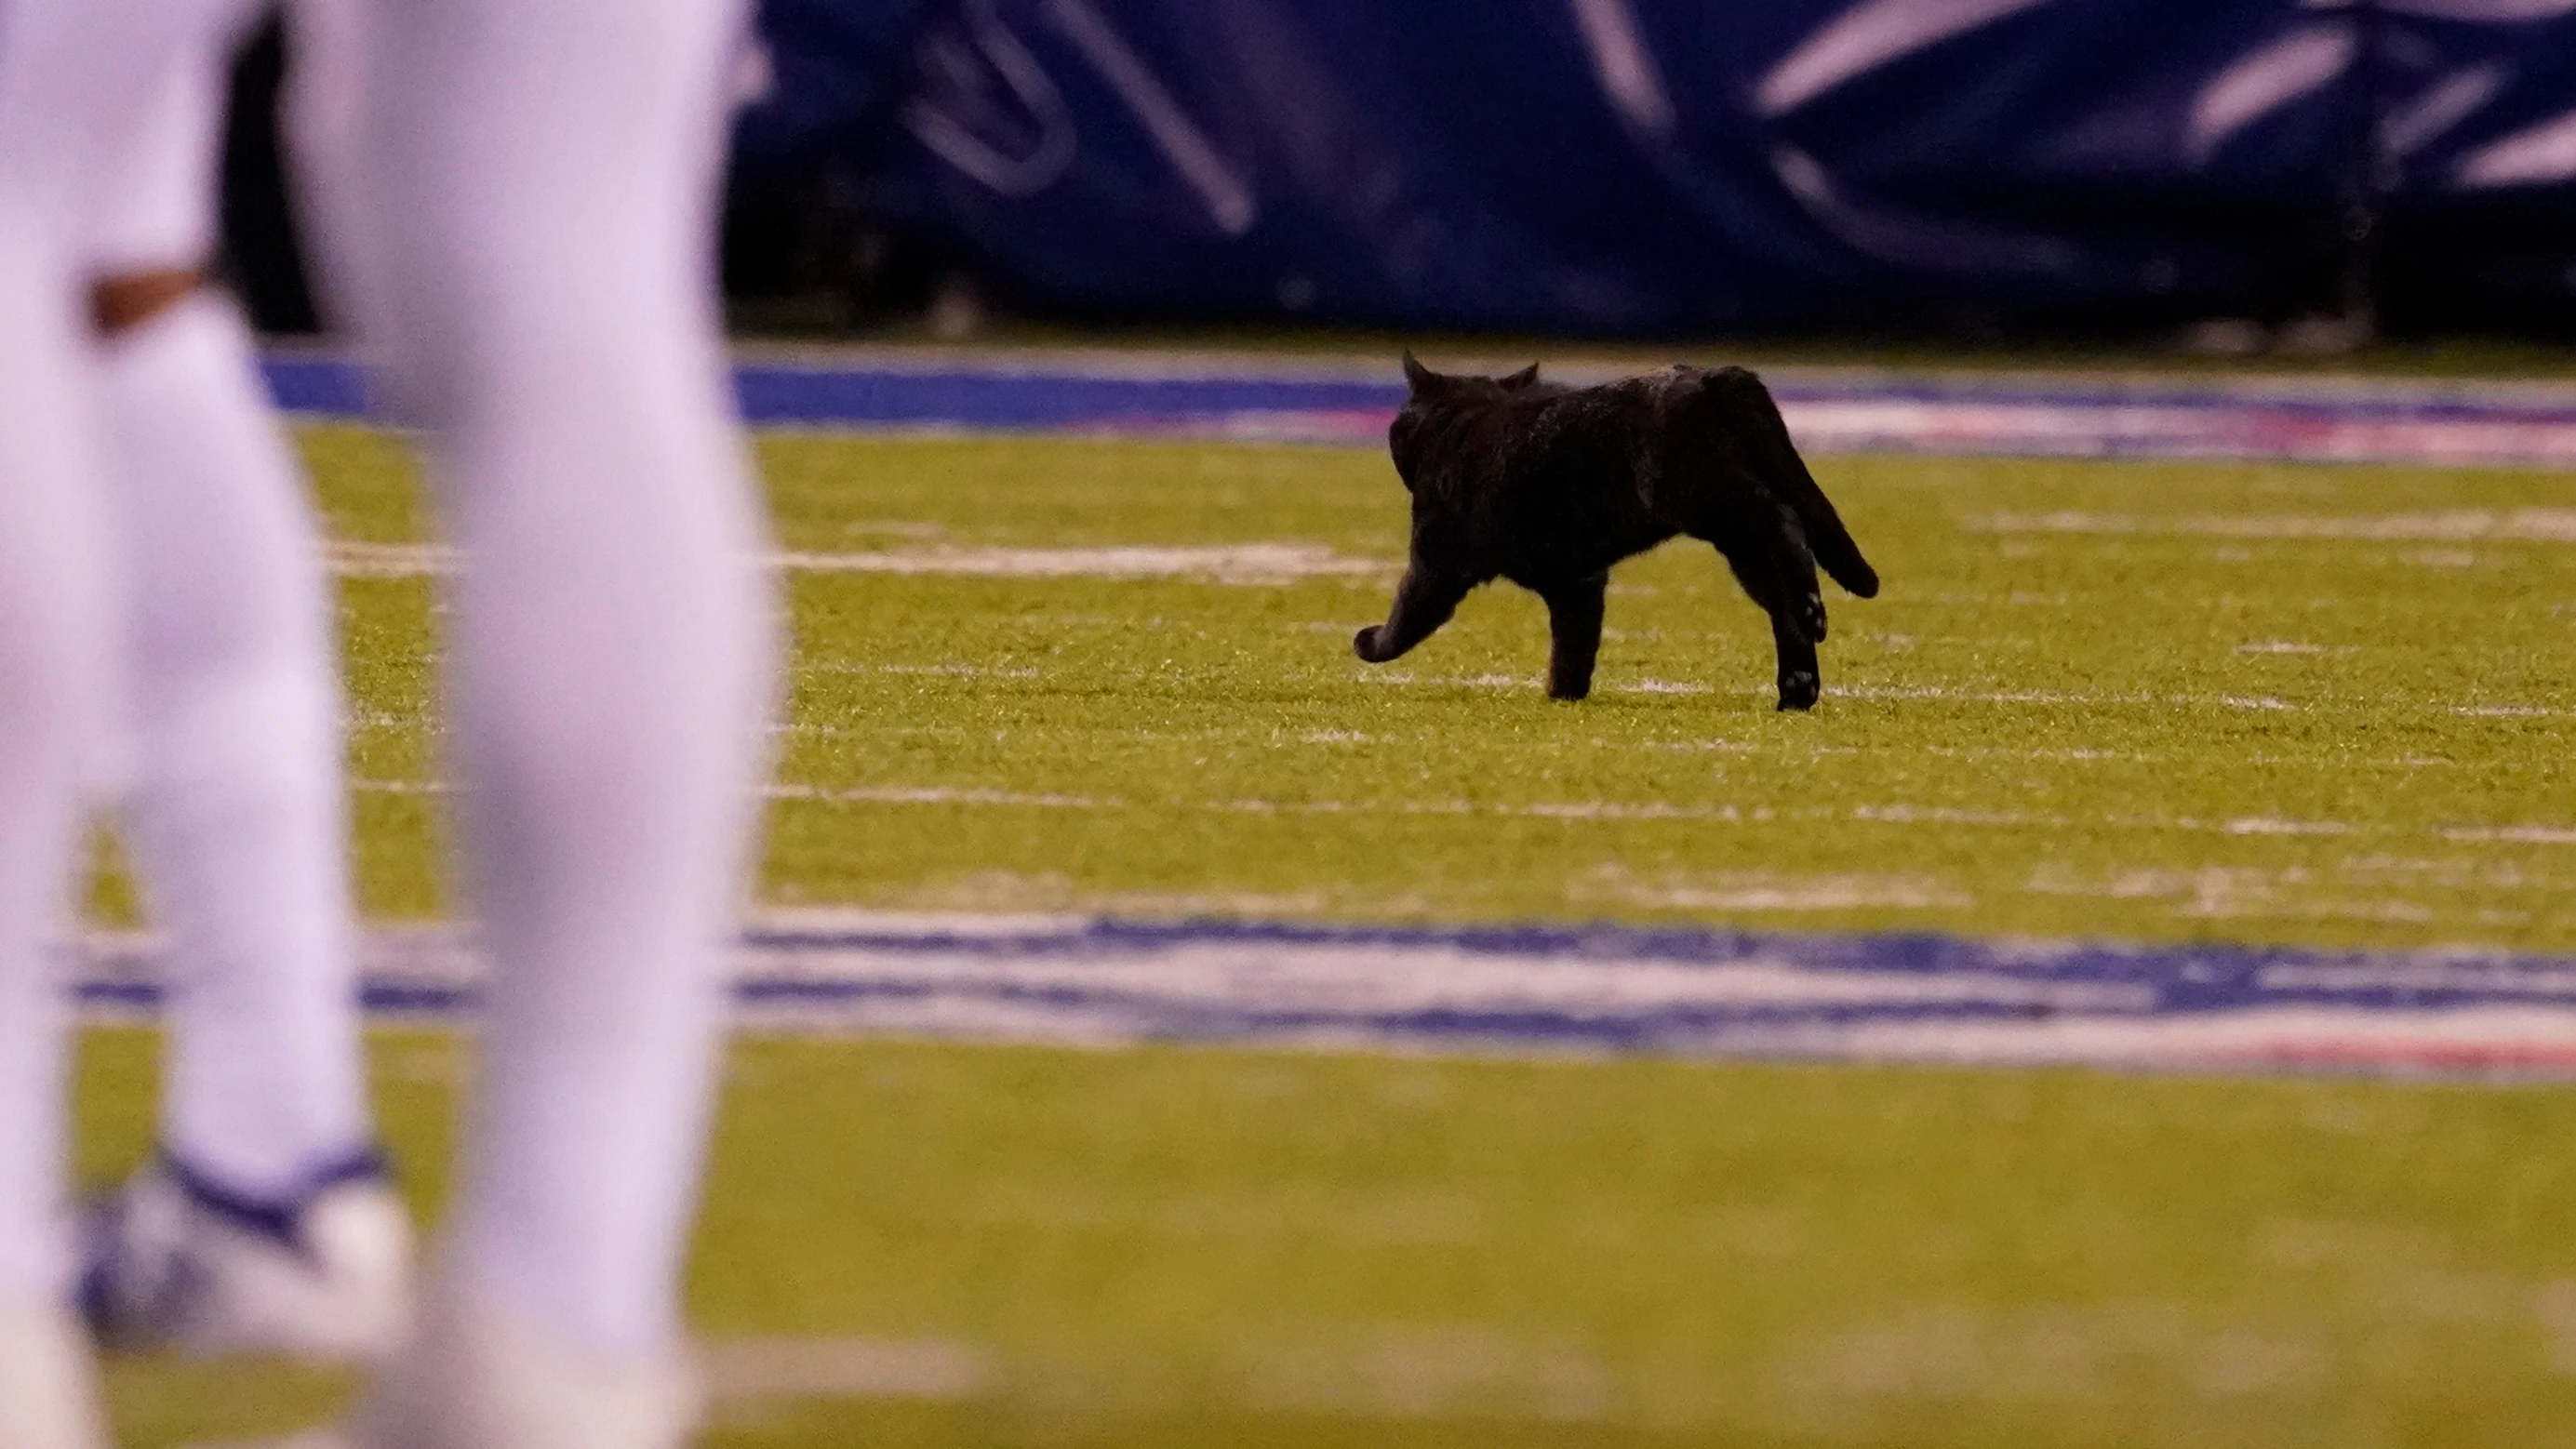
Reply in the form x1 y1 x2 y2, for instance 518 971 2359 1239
99 291 372 1201
294 0 777 1360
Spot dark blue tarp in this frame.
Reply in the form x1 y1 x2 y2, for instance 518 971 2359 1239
732 0 2576 333
2371 2 2576 326
735 0 946 179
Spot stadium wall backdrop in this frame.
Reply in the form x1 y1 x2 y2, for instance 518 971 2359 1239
220 0 2576 339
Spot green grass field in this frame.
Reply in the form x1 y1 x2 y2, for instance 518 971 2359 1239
88 420 2576 1444
305 422 2576 948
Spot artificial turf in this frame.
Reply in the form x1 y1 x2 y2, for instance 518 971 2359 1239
83 1028 2576 1447
82 419 2576 1443
294 422 2576 950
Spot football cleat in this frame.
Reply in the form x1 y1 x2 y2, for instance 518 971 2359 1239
79 1150 413 1360
0 1295 111 1449
348 1269 702 1449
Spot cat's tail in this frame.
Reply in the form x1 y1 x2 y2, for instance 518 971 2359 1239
1702 367 1879 598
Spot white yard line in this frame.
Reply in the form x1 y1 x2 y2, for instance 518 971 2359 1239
1355 671 1540 689
1809 1005 2576 1076
177 1336 989 1444
702 1336 991 1404
2221 818 2355 836
1969 509 2576 543
357 776 2576 847
326 540 450 578
2446 826 2576 845
1582 871 1974 911
328 539 1391 584
768 783 1113 809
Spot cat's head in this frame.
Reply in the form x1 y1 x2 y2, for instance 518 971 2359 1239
1399 352 1542 400
1388 352 1544 490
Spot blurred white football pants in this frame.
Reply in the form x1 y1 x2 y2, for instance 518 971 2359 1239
95 7 376 1207
0 0 373 1336
0 0 123 1315
289 0 779 1362
0 0 776 1391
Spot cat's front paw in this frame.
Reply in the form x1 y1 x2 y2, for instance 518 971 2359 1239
1354 625 1389 662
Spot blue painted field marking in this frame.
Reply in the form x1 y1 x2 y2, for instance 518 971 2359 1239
74 917 2576 1079
258 353 2576 465
730 363 1401 430
261 354 372 417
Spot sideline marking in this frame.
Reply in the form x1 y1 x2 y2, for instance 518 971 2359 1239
73 915 2576 1082
265 354 2576 467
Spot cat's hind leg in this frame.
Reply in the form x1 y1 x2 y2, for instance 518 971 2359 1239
1537 571 1608 700
1698 367 1878 598
1705 509 1824 711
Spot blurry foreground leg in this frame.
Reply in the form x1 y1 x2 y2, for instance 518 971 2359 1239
0 1299 111 1449
87 6 379 1210
353 1270 702 1448
0 0 131 1440
293 0 778 1437
101 293 377 1203
68 4 407 1363
82 293 411 1361
0 272 111 1425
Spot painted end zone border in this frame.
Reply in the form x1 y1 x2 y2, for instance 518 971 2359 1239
261 354 2576 467
73 916 2576 1083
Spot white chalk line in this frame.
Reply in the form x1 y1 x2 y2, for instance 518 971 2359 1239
1786 399 2576 466
332 511 2576 593
1971 509 2576 543
2448 826 2576 845
349 776 2576 848
701 1336 991 1404
2236 641 2351 656
767 782 1109 809
1351 678 2338 712
174 1336 990 1444
1369 678 2569 720
1805 1005 2576 1076
328 539 1391 585
1579 869 1974 912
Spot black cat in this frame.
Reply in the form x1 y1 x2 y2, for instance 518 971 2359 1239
1354 354 1880 711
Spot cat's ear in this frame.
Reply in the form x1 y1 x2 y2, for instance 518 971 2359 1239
1499 363 1542 390
1401 351 1441 393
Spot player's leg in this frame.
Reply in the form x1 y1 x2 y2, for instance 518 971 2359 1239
0 1299 111 1449
290 0 778 1435
0 234 113 1449
73 14 409 1357
0 464 113 1442
0 0 135 1440
87 291 408 1356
